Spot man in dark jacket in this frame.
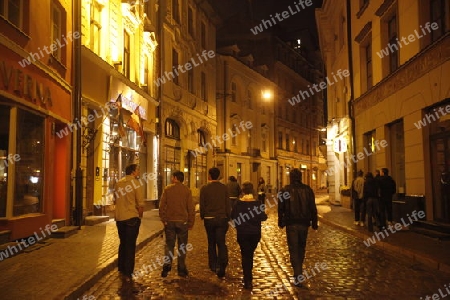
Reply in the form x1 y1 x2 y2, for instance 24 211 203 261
278 168 318 287
364 172 379 232
200 167 230 278
378 168 396 228
226 176 241 208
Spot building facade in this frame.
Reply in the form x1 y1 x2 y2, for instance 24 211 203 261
0 0 73 239
159 0 219 201
350 0 450 224
215 47 277 189
79 0 159 216
318 0 450 223
316 0 354 205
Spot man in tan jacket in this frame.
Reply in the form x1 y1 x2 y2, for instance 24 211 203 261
159 170 195 278
114 164 144 281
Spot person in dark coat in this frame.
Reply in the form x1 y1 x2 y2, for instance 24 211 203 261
378 168 396 228
230 181 267 290
364 172 380 232
226 176 241 208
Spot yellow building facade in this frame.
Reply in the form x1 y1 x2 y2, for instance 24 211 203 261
80 0 159 216
319 0 450 222
215 47 277 190
158 0 219 201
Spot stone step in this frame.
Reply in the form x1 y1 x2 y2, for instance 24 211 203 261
52 219 66 229
50 226 79 239
85 216 110 226
410 227 450 241
0 230 11 245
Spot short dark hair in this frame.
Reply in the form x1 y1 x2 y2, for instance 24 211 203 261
381 168 389 176
241 181 254 195
229 176 237 182
172 171 184 182
289 168 302 183
365 172 374 179
209 167 220 180
125 164 138 175
357 170 364 177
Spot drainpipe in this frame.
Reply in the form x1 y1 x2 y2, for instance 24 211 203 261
157 0 165 202
73 0 83 228
346 0 356 179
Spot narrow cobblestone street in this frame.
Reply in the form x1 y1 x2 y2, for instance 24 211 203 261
84 206 450 299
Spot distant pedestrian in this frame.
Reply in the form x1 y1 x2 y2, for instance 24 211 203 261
159 171 195 278
352 170 365 226
200 167 231 278
257 177 266 204
227 176 241 208
378 168 396 228
364 172 380 232
231 181 267 290
278 168 318 288
114 164 144 282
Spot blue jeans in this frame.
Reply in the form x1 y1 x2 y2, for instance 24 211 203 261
163 221 189 272
116 217 141 276
204 218 229 271
286 224 309 277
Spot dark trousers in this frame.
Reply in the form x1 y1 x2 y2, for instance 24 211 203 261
380 197 393 223
366 197 380 232
258 193 266 205
237 233 260 283
204 218 229 271
116 217 141 276
354 198 366 222
163 221 189 272
286 224 309 277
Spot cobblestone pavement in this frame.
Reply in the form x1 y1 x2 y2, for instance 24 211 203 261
84 206 450 300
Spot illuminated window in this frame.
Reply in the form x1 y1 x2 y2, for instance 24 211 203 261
90 1 102 55
123 30 130 78
165 119 180 139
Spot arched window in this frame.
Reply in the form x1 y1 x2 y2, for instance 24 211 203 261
165 119 180 139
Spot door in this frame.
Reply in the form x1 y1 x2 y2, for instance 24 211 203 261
431 135 450 223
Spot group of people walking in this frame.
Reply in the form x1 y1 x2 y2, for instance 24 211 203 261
352 168 397 232
113 164 318 291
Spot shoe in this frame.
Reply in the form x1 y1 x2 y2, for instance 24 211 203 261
178 269 189 278
387 221 394 226
359 221 364 227
217 268 226 278
243 281 253 290
354 221 359 225
161 266 171 278
294 282 304 288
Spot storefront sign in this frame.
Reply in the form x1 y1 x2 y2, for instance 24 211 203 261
0 61 52 106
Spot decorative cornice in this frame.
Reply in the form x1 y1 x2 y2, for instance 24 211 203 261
353 35 450 115
375 0 395 17
355 22 372 43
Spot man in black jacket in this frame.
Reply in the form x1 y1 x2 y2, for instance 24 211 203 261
278 168 318 288
378 168 396 228
200 167 230 278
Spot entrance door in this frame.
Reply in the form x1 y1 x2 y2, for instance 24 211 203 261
431 135 450 223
